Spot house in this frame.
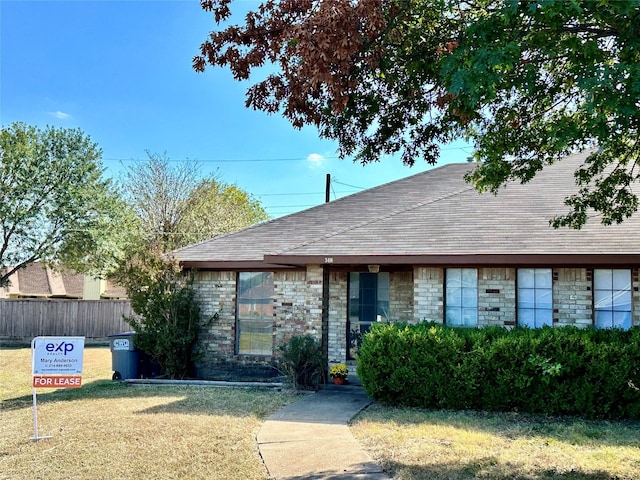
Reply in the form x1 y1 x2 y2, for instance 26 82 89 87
0 261 127 300
174 150 640 379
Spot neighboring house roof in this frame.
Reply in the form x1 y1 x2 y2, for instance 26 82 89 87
101 280 128 299
0 262 127 299
175 150 640 269
0 262 83 298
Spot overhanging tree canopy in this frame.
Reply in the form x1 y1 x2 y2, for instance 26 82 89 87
194 0 640 227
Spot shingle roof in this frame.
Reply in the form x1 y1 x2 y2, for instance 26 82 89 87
101 279 128 299
0 262 127 299
175 150 640 268
0 262 84 298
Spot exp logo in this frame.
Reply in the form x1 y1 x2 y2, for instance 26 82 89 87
46 342 75 355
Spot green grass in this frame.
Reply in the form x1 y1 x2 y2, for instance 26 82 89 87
0 347 296 480
351 405 640 479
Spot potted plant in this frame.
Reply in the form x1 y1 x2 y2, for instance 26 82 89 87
329 363 349 385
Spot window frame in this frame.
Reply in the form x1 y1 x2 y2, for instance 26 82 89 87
593 268 632 330
516 268 553 328
235 271 274 356
445 268 478 327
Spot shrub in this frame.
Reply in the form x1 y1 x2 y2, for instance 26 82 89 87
358 322 640 419
119 254 215 379
277 334 324 390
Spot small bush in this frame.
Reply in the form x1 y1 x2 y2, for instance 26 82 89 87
358 322 640 419
123 261 213 379
277 334 324 390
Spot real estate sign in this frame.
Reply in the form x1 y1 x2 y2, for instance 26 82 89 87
31 336 85 388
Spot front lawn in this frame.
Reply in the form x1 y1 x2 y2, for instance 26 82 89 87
352 404 640 479
0 347 295 480
3 346 638 480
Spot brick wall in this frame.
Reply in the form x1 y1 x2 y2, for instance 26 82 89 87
304 265 324 337
327 271 348 364
193 268 319 379
390 271 414 322
193 271 241 379
192 266 638 379
411 266 632 328
553 268 593 327
478 268 516 327
413 267 444 323
274 270 321 348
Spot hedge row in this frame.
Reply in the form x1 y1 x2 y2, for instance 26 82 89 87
357 322 640 419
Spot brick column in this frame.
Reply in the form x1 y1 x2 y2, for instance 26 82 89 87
413 267 444 323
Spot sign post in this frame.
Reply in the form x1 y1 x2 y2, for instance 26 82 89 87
31 336 85 441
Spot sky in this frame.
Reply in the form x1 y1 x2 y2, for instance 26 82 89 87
1 0 472 218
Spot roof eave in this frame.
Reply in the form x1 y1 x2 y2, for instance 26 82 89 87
180 260 302 271
263 253 640 267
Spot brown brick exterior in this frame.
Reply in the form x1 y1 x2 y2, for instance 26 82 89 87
413 267 444 323
553 268 593 327
192 266 639 379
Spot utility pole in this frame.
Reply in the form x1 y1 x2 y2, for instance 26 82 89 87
325 173 330 203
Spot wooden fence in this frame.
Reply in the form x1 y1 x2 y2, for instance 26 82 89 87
0 299 134 341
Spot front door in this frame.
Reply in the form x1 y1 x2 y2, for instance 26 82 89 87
348 272 389 359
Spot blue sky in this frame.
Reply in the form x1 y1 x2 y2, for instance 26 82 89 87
1 0 472 218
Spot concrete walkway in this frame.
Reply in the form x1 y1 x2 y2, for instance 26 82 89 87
257 385 391 479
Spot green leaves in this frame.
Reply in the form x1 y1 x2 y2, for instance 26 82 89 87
0 122 135 286
277 335 324 389
121 255 209 379
119 152 269 252
358 322 640 419
440 1 640 226
197 0 640 227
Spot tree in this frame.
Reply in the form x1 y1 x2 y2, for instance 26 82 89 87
181 179 269 246
118 250 210 379
194 0 640 228
0 122 135 287
119 151 268 251
116 153 266 377
119 151 199 252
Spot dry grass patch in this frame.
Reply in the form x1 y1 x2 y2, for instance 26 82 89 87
0 347 296 480
351 405 640 480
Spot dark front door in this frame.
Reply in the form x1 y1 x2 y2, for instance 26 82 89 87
348 272 389 359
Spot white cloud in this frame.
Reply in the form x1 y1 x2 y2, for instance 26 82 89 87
49 111 70 119
307 153 325 168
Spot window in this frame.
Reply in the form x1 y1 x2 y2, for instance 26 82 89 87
445 268 478 326
236 272 274 355
594 269 632 330
517 268 553 328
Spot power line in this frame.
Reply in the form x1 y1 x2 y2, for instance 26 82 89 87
100 145 472 164
102 156 340 163
256 191 324 196
255 189 356 197
332 179 367 190
265 204 318 209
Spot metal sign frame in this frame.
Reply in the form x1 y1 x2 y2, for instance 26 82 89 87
30 336 85 441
